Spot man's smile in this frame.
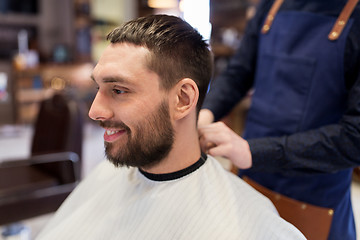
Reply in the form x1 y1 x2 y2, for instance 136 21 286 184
103 128 126 142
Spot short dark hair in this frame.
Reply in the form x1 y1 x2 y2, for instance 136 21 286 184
106 14 213 114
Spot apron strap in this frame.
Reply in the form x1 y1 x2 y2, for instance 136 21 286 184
261 0 358 39
328 0 359 40
261 0 284 34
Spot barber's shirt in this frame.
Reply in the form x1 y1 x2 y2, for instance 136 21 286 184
203 0 360 174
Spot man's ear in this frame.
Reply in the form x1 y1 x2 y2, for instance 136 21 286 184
173 78 199 121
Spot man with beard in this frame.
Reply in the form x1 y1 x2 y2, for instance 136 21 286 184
36 15 304 240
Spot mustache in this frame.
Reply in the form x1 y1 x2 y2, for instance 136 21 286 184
98 120 130 132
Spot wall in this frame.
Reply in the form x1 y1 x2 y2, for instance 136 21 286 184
91 0 137 24
90 0 138 61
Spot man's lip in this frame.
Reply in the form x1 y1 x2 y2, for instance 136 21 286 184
103 128 126 142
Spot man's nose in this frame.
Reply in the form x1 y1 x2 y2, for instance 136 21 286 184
88 92 113 121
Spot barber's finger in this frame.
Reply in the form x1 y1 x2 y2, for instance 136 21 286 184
203 143 217 154
206 142 216 149
198 125 218 138
204 129 231 147
207 144 229 158
199 123 230 139
201 121 227 129
199 135 216 153
199 131 223 150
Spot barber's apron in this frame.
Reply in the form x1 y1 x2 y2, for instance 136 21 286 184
240 10 356 240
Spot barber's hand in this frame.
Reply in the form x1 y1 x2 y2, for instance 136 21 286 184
198 109 215 126
198 121 252 169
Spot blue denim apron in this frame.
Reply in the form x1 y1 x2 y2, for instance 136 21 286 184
241 11 355 240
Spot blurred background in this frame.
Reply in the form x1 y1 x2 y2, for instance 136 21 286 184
0 0 257 127
0 0 358 239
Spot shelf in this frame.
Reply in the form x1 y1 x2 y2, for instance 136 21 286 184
0 13 39 26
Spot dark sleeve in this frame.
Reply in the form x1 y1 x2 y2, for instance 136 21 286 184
249 74 360 175
202 0 274 121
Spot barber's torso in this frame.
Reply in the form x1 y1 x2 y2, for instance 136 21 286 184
241 1 357 239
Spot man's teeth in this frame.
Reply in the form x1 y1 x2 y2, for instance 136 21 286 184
106 130 120 135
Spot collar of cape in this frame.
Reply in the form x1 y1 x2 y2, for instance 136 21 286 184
139 152 208 182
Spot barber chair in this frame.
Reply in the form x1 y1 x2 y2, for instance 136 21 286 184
0 92 84 226
243 176 333 240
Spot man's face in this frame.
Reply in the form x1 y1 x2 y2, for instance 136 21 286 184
89 43 174 169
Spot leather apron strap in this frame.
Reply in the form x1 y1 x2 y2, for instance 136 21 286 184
328 0 359 40
261 0 284 34
261 0 359 41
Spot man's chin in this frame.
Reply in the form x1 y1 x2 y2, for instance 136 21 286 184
105 150 165 169
105 152 128 168
104 144 124 167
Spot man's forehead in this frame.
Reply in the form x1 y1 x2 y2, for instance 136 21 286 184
93 43 151 76
91 52 162 91
100 43 149 68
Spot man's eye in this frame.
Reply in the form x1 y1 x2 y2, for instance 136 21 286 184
113 89 126 94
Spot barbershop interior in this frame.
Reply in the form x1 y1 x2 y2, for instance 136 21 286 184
0 0 359 239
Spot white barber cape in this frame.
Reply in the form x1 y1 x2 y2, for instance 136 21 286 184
36 154 305 240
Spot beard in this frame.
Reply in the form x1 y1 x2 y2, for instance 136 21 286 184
99 100 174 169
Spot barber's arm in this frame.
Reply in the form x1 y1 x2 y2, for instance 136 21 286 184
197 0 271 171
199 75 360 176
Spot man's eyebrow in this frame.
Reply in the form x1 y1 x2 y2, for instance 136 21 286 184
90 75 133 85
